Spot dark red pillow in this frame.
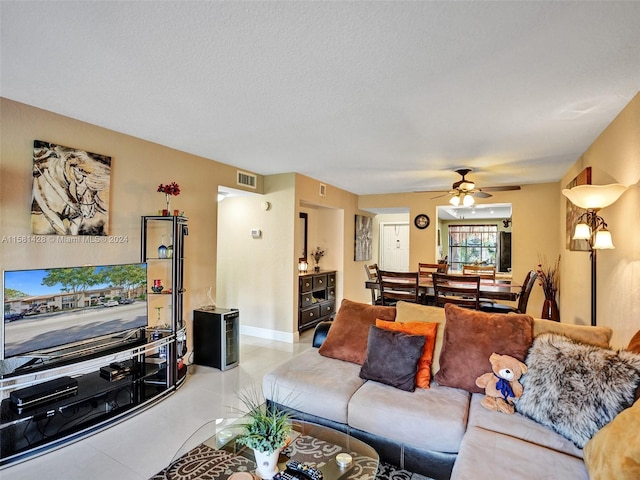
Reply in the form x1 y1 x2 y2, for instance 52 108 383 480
318 299 396 365
434 304 534 393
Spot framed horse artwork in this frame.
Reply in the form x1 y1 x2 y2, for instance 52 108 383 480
31 140 111 236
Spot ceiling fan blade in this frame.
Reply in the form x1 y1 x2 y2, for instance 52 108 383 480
479 185 521 192
472 191 492 198
429 193 451 199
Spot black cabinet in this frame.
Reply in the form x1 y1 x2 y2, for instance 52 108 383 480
193 308 240 371
298 271 336 331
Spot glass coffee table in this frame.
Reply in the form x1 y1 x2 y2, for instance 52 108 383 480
163 418 379 480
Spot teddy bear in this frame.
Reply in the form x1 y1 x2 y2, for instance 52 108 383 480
475 352 528 414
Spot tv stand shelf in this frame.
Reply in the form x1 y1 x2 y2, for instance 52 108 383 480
0 334 175 467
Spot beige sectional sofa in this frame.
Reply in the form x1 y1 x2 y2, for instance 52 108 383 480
263 299 640 480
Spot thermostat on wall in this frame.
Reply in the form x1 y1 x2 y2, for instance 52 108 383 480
250 228 262 238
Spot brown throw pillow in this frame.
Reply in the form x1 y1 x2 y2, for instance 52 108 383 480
627 329 640 401
318 299 396 364
434 304 534 393
627 329 640 354
359 325 426 392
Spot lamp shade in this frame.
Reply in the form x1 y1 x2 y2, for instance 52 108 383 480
450 195 461 206
462 193 475 206
592 229 615 249
562 184 627 210
572 223 591 240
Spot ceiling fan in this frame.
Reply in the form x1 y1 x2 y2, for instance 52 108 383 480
427 168 521 206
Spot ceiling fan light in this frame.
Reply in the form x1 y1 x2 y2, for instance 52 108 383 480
572 223 591 240
459 180 475 191
462 193 475 206
449 195 461 206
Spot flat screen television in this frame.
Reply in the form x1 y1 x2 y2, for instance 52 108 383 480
2 263 148 360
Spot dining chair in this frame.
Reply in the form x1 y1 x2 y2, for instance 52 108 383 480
462 264 496 280
418 263 448 305
364 263 383 305
480 270 538 314
375 268 420 306
432 273 481 310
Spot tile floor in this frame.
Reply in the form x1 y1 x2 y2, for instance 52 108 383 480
1 331 314 480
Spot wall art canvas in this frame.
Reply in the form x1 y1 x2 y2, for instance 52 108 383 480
354 214 373 261
566 166 591 251
31 140 111 235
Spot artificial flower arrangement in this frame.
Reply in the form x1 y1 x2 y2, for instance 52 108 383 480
157 182 180 214
312 247 325 265
157 182 181 196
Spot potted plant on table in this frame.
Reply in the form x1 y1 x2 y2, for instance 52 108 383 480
235 387 293 479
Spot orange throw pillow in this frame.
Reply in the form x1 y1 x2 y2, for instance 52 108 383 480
376 319 438 389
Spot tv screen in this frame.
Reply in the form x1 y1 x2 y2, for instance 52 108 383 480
3 263 148 359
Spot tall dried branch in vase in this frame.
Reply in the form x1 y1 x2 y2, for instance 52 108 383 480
536 254 560 300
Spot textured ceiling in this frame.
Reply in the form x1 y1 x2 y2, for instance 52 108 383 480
1 1 639 195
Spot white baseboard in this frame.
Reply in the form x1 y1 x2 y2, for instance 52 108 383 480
239 324 298 343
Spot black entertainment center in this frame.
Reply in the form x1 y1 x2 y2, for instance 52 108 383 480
0 216 188 468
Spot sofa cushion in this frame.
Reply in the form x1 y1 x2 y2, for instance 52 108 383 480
262 348 365 424
376 319 438 388
627 329 640 353
434 304 534 393
359 326 426 392
318 299 396 365
467 393 583 459
348 380 470 453
451 426 589 480
395 301 447 374
515 333 640 448
533 317 612 348
583 399 640 480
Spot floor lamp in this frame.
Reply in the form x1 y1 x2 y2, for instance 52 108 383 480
562 184 627 326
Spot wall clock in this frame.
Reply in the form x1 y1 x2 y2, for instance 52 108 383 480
414 214 430 229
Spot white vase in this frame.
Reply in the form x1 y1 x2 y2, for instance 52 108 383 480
253 448 281 479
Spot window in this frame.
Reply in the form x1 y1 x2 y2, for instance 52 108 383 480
448 225 498 272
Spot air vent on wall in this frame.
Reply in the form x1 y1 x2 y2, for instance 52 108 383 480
237 170 257 189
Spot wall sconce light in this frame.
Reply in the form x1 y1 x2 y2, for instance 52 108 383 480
298 259 308 274
562 183 627 326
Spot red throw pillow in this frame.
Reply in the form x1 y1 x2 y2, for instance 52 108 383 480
434 304 534 393
318 299 396 364
376 319 438 389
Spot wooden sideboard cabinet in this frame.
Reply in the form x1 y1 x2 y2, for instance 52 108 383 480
298 270 336 331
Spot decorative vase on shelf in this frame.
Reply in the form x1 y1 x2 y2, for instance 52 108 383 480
158 235 168 259
165 193 171 216
253 448 281 480
151 279 164 293
167 235 173 258
541 297 560 322
314 263 320 273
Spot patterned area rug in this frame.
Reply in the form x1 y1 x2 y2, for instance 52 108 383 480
149 436 432 480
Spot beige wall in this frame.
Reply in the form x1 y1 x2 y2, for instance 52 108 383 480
559 92 640 348
2 93 638 350
216 174 296 341
359 183 561 317
0 98 261 355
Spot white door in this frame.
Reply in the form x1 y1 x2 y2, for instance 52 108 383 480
380 223 410 271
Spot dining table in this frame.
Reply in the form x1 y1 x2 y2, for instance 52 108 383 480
365 274 521 302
